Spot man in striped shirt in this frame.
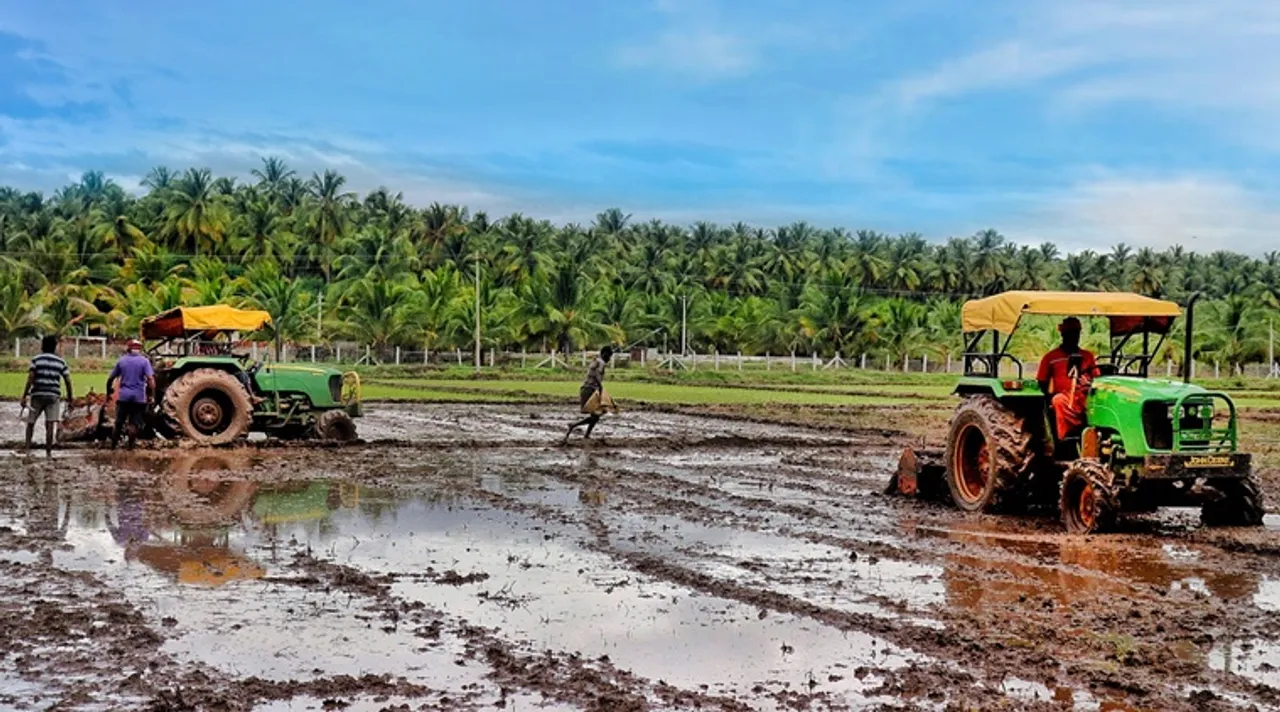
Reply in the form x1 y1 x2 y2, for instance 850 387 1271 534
21 335 74 456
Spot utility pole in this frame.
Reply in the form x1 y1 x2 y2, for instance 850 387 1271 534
1271 319 1275 378
474 260 481 371
680 295 688 356
316 292 323 342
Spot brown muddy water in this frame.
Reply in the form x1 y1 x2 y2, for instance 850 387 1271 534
0 404 1278 711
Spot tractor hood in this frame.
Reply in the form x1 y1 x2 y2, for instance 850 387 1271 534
1091 376 1210 404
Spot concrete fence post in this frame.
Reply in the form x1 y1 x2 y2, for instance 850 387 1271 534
456 348 462 365
923 354 928 373
522 348 527 368
424 348 429 365
812 353 818 371
714 350 720 370
395 346 401 365
946 354 951 373
902 353 908 373
102 339 107 358
311 345 316 363
737 351 742 370
1215 361 1220 379
13 338 18 358
791 350 796 372
252 342 259 360
766 352 771 370
74 338 80 359
337 345 342 362
489 350 495 368
860 353 867 369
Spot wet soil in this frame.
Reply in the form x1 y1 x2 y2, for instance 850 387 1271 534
0 404 1278 710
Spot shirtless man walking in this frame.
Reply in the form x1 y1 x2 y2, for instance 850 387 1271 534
562 346 613 444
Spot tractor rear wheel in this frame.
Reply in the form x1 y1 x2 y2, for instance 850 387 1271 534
162 369 253 446
1201 476 1265 527
944 396 1033 512
1060 459 1118 534
314 410 358 442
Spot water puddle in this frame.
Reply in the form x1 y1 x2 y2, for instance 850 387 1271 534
5 450 927 707
919 521 1264 608
1209 637 1280 689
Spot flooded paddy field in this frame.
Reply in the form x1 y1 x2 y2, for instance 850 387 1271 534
1 404 1279 710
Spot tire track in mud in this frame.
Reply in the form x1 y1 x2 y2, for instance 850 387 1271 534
502 447 1280 711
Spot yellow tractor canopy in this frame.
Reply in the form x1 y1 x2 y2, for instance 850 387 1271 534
141 305 272 339
961 291 1181 335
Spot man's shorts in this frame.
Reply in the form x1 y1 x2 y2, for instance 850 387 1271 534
25 395 61 424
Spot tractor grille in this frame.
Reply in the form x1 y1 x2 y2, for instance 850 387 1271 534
329 375 342 403
1143 401 1173 450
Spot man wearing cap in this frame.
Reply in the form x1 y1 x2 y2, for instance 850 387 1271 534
1037 317 1097 440
107 339 156 449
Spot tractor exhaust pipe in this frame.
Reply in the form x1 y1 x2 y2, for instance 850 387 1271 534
1184 291 1202 383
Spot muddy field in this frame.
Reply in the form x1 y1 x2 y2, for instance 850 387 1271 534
1 404 1279 711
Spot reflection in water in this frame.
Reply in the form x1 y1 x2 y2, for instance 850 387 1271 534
84 452 363 586
934 522 1260 611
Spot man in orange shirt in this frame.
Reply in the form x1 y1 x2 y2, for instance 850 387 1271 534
1037 317 1097 440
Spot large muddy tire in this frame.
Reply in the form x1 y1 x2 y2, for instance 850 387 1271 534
314 410 357 442
1201 476 1265 527
944 396 1033 512
1060 459 1118 534
162 368 253 446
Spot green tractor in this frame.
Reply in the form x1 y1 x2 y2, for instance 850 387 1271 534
891 291 1265 533
67 306 362 445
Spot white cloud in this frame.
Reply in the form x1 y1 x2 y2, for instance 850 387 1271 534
888 0 1280 125
616 29 756 80
1009 175 1280 255
892 41 1092 106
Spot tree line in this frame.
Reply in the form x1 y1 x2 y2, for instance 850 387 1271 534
0 159 1273 369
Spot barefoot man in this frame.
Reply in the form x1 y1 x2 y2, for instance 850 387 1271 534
562 346 614 444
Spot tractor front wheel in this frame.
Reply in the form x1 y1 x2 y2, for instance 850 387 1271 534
1201 476 1265 527
162 369 253 446
314 410 358 442
944 396 1033 513
1060 459 1118 534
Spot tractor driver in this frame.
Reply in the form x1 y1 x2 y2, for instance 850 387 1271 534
1037 317 1098 440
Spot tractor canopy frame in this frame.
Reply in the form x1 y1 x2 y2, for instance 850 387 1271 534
958 291 1185 380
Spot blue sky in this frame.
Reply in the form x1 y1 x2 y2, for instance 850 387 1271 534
2 0 1280 252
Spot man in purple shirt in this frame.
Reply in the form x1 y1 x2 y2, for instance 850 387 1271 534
107 339 156 449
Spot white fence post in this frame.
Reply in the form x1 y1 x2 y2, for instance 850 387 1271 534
74 338 80 359
13 338 18 358
860 353 867 369
395 346 401 365
766 352 771 370
1215 361 1220 379
489 350 495 368
252 342 259 360
791 350 796 372
102 339 107 358
923 354 928 373
902 353 908 373
424 348 429 365
311 345 316 363
337 345 342 363
737 351 742 370
946 354 951 373
812 353 818 371
522 348 527 368
714 350 720 370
